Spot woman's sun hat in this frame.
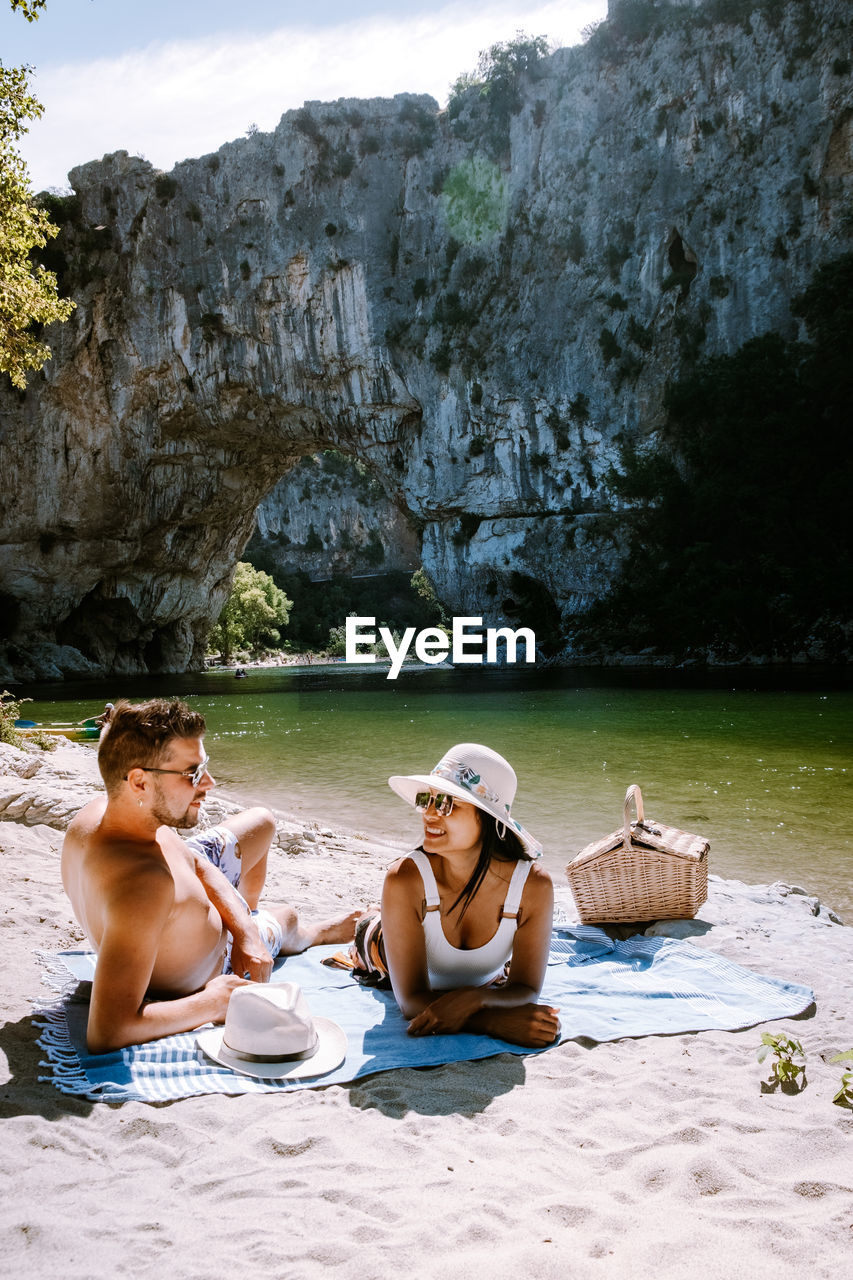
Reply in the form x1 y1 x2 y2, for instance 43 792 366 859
388 742 542 859
196 982 347 1080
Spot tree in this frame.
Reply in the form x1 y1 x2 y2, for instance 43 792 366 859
1 0 74 389
208 563 293 661
449 32 549 116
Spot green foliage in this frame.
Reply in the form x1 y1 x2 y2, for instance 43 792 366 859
10 1 46 20
756 1033 806 1090
1 4 76 388
569 391 590 422
830 1050 853 1107
626 315 653 351
154 174 178 201
394 100 437 156
448 32 549 155
434 289 478 329
575 254 853 659
0 689 55 750
0 688 25 746
249 568 447 651
604 241 631 280
332 148 355 178
441 154 508 244
566 224 585 265
208 562 292 661
598 328 621 364
362 528 385 567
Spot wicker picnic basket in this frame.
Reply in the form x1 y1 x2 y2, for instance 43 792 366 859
566 785 710 923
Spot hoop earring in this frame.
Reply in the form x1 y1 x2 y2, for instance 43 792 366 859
138 799 144 807
496 820 507 840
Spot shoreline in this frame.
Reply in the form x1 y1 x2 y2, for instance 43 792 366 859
2 737 851 1277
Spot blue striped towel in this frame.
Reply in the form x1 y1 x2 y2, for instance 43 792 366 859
34 928 814 1103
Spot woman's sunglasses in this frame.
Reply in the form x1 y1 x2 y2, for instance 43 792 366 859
415 791 455 816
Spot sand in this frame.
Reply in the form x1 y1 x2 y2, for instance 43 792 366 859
1 738 851 1280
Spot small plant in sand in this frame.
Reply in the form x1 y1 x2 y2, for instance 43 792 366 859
0 690 55 750
0 689 28 746
756 1032 807 1091
830 1050 853 1108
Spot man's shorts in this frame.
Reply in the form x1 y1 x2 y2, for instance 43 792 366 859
184 824 284 967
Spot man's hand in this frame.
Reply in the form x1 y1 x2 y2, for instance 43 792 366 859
229 918 272 983
202 973 252 1023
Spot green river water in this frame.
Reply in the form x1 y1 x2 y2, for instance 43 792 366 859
20 664 852 920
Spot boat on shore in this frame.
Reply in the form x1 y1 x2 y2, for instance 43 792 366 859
15 718 102 742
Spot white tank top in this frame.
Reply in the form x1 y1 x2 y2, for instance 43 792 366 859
408 850 532 991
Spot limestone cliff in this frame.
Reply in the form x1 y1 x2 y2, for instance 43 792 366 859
1 0 851 679
248 452 420 580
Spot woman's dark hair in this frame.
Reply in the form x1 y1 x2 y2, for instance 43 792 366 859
440 810 526 919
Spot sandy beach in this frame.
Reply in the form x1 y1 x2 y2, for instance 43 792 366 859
1 738 851 1280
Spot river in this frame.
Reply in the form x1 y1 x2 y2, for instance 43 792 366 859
18 663 852 920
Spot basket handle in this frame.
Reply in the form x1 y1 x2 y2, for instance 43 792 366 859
622 785 645 850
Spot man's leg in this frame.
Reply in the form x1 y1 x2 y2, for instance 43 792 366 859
265 903 364 954
220 807 276 910
222 807 361 952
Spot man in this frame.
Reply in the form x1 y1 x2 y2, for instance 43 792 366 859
62 698 359 1053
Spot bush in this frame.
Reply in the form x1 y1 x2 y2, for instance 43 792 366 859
154 175 178 201
0 690 56 751
447 32 549 156
598 328 621 364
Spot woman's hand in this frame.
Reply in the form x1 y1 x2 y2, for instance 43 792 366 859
406 987 484 1036
470 1002 561 1048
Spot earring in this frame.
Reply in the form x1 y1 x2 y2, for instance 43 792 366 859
496 820 507 840
138 799 144 807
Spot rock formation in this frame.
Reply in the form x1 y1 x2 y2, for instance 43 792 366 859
1 0 851 679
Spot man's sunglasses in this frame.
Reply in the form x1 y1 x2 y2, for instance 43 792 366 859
135 755 212 787
415 790 455 816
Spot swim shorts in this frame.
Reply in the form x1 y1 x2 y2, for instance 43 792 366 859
184 824 284 969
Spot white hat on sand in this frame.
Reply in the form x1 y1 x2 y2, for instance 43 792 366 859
196 982 347 1080
388 742 542 860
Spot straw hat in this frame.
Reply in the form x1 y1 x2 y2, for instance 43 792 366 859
388 742 542 860
196 982 347 1079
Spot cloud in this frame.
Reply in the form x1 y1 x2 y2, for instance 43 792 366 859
21 0 605 190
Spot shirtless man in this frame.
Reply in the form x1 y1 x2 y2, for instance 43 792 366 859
62 698 359 1053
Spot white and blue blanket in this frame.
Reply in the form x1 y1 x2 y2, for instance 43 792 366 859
34 928 814 1103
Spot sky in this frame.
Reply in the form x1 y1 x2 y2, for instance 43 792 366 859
1 0 608 193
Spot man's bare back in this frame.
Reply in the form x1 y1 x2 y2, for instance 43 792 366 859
61 701 359 1054
63 796 230 997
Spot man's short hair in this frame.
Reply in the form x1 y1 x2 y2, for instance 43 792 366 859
98 698 206 794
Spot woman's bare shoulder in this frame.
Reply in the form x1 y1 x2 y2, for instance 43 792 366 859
521 860 554 904
384 852 423 884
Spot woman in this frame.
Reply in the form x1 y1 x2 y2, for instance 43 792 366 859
380 742 560 1049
